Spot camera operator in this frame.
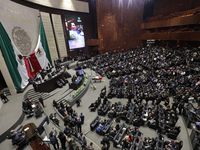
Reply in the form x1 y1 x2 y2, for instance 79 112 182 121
76 99 82 107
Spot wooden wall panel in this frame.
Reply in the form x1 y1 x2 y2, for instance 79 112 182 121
96 0 144 53
87 39 100 46
154 0 200 16
141 14 200 29
141 31 200 41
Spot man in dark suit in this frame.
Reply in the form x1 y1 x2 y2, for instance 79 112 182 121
101 134 110 149
80 113 85 124
38 94 44 107
58 131 66 150
127 92 132 103
76 118 82 133
32 81 38 92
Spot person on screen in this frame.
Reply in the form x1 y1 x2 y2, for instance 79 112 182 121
68 21 77 40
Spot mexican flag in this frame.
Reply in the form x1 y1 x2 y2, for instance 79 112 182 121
0 18 52 90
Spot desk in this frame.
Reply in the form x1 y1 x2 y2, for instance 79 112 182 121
190 129 200 150
69 76 84 90
76 70 84 76
22 123 38 140
37 66 66 92
30 137 50 150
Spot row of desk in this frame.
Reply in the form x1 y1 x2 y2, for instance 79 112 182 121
182 108 200 150
37 66 66 92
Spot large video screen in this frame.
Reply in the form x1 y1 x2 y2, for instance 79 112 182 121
65 16 85 50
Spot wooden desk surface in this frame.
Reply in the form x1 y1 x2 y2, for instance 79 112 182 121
30 137 51 150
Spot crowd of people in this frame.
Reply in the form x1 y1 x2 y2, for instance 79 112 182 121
82 47 200 111
51 100 89 150
78 46 200 149
9 46 200 150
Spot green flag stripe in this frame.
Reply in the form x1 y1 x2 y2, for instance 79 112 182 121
39 18 52 66
0 22 22 89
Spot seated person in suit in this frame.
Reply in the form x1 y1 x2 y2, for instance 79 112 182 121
121 137 130 149
28 77 34 84
89 100 100 111
48 73 52 78
60 79 66 85
165 140 183 149
115 124 120 131
53 100 58 108
88 102 96 109
97 124 103 132
51 71 56 76
108 108 116 118
58 107 66 117
100 119 108 125
71 75 77 83
128 126 138 135
56 80 63 88
147 116 156 125
109 128 117 138
24 99 33 112
10 130 26 144
195 107 200 115
94 97 101 106
166 126 180 134
49 113 60 126
62 77 69 83
143 137 156 150
76 71 80 77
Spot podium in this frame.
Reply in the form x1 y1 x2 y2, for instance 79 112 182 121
22 123 38 140
22 123 50 150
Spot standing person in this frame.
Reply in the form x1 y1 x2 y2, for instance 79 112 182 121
58 131 67 150
67 134 74 150
49 128 59 150
101 134 110 149
76 99 81 107
101 143 108 150
178 101 184 115
32 80 38 92
88 142 94 150
76 118 82 133
81 136 87 150
38 94 44 108
80 113 85 125
68 106 73 117
0 91 9 103
127 91 132 103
